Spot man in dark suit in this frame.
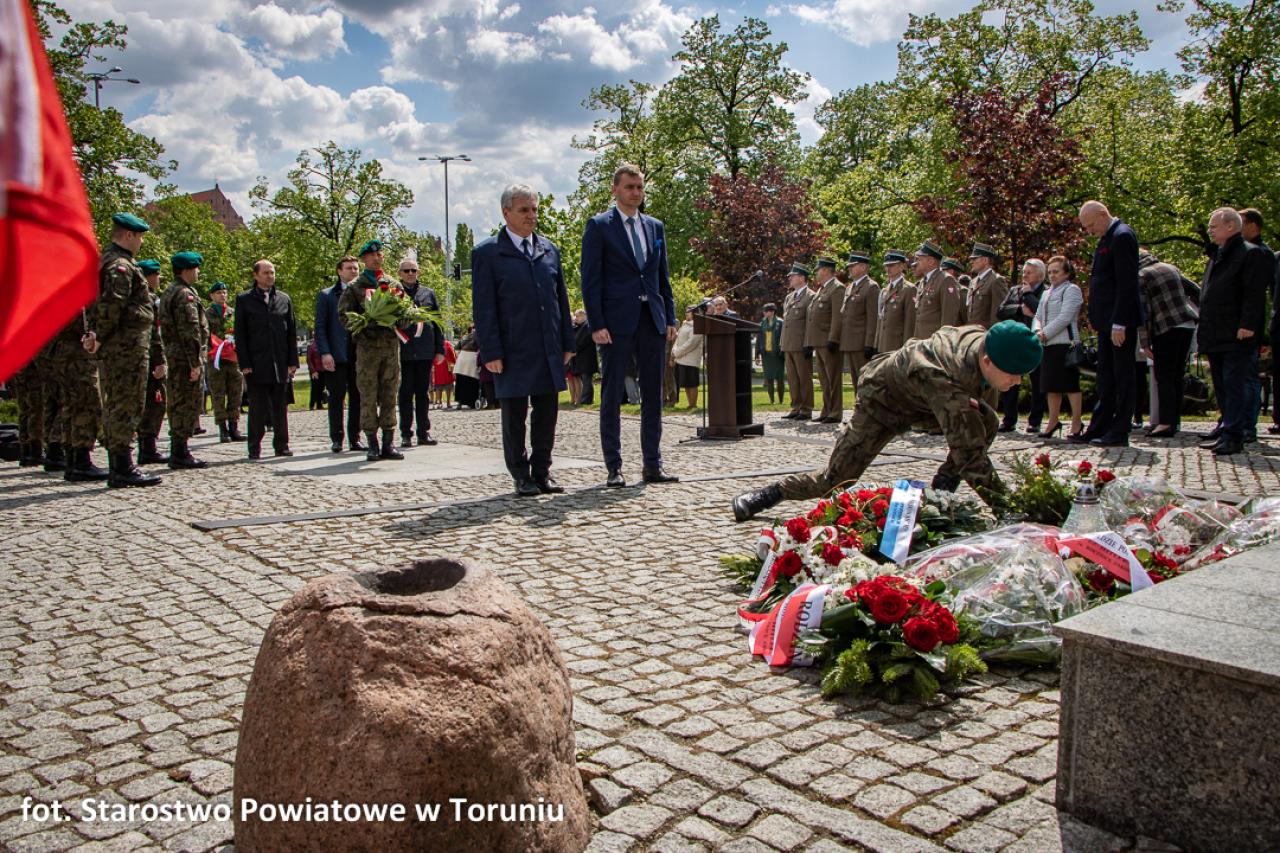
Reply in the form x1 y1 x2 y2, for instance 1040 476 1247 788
1072 201 1142 447
580 164 679 487
472 184 576 496
1197 207 1271 456
236 260 299 458
396 256 445 448
314 255 363 453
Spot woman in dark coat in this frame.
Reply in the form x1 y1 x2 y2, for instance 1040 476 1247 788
569 308 599 404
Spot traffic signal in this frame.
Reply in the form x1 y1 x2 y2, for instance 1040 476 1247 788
453 263 461 280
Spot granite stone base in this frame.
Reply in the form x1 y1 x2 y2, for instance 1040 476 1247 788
1054 544 1280 852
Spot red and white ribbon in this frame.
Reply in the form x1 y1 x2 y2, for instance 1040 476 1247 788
1058 531 1154 590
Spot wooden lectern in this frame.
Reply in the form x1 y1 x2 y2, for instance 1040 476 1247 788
693 311 764 439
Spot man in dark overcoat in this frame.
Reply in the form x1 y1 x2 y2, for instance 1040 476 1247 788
235 260 299 458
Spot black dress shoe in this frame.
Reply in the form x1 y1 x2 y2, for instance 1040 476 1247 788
642 467 679 483
350 440 366 452
1213 440 1244 456
605 469 625 488
248 447 261 459
419 432 438 446
820 416 841 424
331 441 343 453
1148 425 1178 438
1199 435 1224 449
400 435 414 447
1268 424 1280 435
515 477 541 497
1244 432 1258 443
1203 426 1224 442
1090 435 1128 448
1066 432 1092 444
275 447 294 457
997 424 1015 433
534 476 564 494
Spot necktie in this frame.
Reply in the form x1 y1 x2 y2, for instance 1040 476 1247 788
627 217 644 266
522 237 531 258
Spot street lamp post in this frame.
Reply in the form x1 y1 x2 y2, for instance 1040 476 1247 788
418 155 471 336
85 66 140 108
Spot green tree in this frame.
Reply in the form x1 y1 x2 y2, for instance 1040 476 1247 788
453 223 475 275
31 0 174 234
142 194 235 287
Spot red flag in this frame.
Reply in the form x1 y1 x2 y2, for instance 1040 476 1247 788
0 0 99 382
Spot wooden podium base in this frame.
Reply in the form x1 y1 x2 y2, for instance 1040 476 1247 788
696 422 765 440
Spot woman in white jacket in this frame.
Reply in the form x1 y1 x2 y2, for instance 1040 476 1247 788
671 307 703 409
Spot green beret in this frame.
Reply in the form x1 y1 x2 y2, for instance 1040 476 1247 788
846 250 871 265
940 257 964 274
883 250 908 265
137 259 161 275
111 213 150 233
915 240 944 261
788 263 812 278
208 281 228 293
985 320 1043 375
171 251 203 271
815 256 838 269
358 239 383 256
969 242 999 260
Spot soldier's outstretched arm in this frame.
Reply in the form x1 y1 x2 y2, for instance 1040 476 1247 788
926 382 1009 510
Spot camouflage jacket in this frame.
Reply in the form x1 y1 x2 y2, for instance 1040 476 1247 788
206 302 234 339
337 271 401 348
148 291 166 369
159 281 210 371
87 243 154 350
860 326 1007 506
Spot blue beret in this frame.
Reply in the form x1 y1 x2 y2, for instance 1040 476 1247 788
358 240 383 256
985 320 1044 375
112 213 150 232
171 252 203 271
208 281 228 292
137 259 161 275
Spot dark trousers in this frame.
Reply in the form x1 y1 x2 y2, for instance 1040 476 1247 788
1209 349 1253 443
1088 331 1137 439
399 359 433 439
248 383 289 452
578 373 595 405
1245 348 1261 435
500 392 559 480
600 315 666 470
324 360 360 443
1152 328 1193 428
1134 359 1149 423
1000 365 1045 428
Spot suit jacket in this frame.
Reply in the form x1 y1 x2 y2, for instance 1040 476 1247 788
1197 234 1270 354
580 207 675 336
471 230 575 398
314 279 351 364
835 276 880 351
913 269 965 340
1086 218 1142 331
780 287 811 351
399 283 446 362
235 287 298 385
966 269 1009 330
876 279 917 352
804 278 842 347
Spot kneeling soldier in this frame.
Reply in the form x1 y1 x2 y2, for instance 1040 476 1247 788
732 321 1043 521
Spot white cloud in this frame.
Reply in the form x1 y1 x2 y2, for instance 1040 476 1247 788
466 29 540 64
792 72 832 144
241 4 347 61
787 0 935 47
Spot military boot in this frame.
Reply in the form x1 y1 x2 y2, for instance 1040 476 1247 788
219 422 230 443
19 441 43 467
108 450 161 488
42 442 66 472
137 435 169 465
65 447 110 482
227 420 245 441
731 483 783 523
168 438 207 469
380 429 403 460
365 432 380 461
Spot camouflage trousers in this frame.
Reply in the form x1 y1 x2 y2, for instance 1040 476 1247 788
209 362 244 423
355 342 401 431
167 362 202 441
138 373 166 438
779 397 999 501
99 343 149 452
46 340 102 450
11 362 45 442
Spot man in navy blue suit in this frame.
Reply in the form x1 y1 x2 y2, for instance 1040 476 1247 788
581 164 679 487
1071 200 1142 447
314 255 363 453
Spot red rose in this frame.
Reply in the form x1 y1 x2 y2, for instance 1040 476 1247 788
856 489 876 502
820 542 844 566
867 588 911 624
876 487 892 496
923 602 960 644
1098 470 1116 483
843 587 859 604
1078 460 1093 475
1035 453 1051 468
875 516 887 530
784 517 811 543
902 616 941 652
775 551 803 578
379 283 389 291
870 499 889 517
844 509 865 523
836 492 853 508
1085 568 1115 594
838 533 862 550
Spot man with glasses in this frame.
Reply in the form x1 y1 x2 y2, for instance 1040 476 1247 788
396 258 445 447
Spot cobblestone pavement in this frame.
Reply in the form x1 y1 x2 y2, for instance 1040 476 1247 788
3 405 1277 852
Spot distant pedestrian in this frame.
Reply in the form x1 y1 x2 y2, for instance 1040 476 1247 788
432 339 456 409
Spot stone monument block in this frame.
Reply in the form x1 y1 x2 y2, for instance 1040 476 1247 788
233 558 591 852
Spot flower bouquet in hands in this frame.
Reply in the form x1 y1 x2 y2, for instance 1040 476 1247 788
343 282 439 337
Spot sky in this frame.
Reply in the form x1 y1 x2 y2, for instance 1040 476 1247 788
64 0 1197 245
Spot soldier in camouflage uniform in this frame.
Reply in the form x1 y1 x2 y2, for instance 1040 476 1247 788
33 344 65 472
11 358 45 466
732 322 1044 522
135 260 169 464
338 239 404 461
158 252 210 469
46 314 108 482
82 213 162 487
205 281 245 443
